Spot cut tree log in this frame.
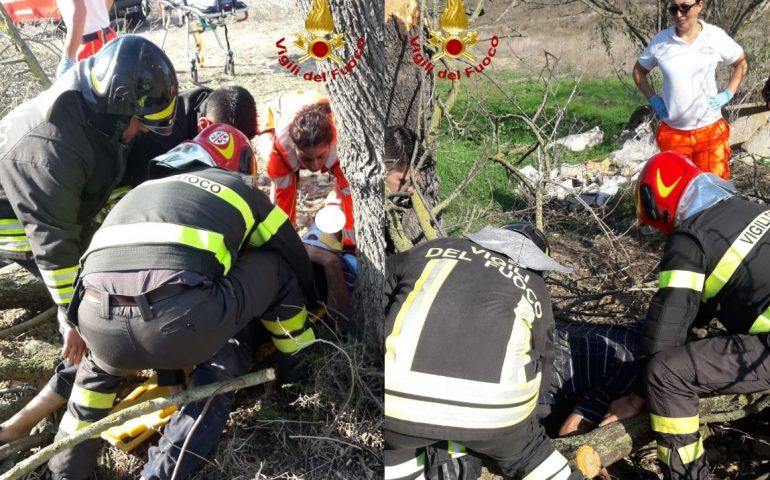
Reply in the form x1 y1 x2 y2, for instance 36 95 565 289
0 339 60 386
0 264 51 312
553 391 770 478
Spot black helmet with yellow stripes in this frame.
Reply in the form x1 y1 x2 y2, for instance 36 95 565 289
79 35 178 135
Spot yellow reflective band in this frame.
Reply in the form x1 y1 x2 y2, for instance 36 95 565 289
650 413 700 435
447 441 467 459
249 207 289 247
659 270 705 292
702 210 770 301
87 222 232 274
0 219 24 234
60 411 94 435
108 186 132 203
272 328 315 353
140 174 256 245
385 259 458 369
0 236 31 252
48 285 75 305
71 385 116 410
522 449 571 480
142 96 177 121
750 307 770 334
385 451 427 480
657 445 671 466
39 265 79 285
261 308 307 336
678 438 705 464
385 390 538 430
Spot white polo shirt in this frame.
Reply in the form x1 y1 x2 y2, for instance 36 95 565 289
638 21 743 131
57 0 111 36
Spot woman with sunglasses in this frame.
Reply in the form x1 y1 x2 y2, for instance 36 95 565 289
632 0 748 180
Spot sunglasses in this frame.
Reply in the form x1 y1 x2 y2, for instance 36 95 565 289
668 1 699 15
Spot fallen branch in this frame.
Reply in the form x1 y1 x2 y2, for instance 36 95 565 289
0 339 60 385
0 432 53 462
553 391 770 477
0 368 275 479
0 307 56 339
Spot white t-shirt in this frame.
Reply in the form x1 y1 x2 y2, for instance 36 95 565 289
638 21 743 131
57 0 111 36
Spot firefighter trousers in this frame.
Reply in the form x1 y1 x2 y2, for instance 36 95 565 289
13 258 78 400
141 319 266 480
48 249 311 479
646 334 770 480
384 416 583 480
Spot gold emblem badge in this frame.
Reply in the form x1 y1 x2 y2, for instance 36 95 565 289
427 0 479 62
294 0 346 64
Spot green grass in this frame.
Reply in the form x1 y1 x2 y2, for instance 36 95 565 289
436 69 645 232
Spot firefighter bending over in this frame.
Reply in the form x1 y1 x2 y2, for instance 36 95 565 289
602 151 770 479
383 224 585 480
48 124 317 479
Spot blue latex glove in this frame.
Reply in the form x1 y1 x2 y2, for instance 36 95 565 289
649 95 669 120
708 89 733 110
56 57 75 79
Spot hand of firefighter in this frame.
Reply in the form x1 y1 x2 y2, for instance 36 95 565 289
598 393 645 427
61 325 87 365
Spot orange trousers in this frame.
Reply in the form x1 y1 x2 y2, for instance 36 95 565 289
656 118 732 180
77 28 117 60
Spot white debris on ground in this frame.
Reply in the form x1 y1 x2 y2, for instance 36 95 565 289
549 126 604 152
519 121 656 209
518 104 770 211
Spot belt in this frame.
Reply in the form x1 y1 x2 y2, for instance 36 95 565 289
83 284 189 306
82 27 113 44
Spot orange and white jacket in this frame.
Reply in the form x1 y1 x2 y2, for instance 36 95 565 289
257 91 355 254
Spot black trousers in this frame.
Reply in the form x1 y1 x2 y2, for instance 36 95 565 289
384 416 581 480
646 334 770 480
48 250 309 479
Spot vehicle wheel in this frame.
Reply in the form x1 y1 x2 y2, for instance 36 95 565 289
140 0 151 19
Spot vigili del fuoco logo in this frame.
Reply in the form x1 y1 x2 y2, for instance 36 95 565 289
412 0 498 80
274 0 365 83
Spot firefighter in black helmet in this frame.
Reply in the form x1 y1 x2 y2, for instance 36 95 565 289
383 224 585 480
0 34 178 448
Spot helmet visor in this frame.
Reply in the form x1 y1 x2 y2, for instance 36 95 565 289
151 142 216 170
141 121 175 136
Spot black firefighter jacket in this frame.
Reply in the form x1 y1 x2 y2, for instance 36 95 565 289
383 237 555 441
80 166 317 305
640 196 770 359
0 78 129 307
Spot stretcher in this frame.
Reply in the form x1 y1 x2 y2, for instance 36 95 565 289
158 0 248 82
101 375 179 452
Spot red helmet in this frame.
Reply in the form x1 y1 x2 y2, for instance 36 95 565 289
150 124 256 176
193 124 256 174
636 151 702 234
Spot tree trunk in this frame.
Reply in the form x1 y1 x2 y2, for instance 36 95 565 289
0 3 51 89
552 391 770 477
0 339 60 386
296 0 386 354
0 264 51 312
